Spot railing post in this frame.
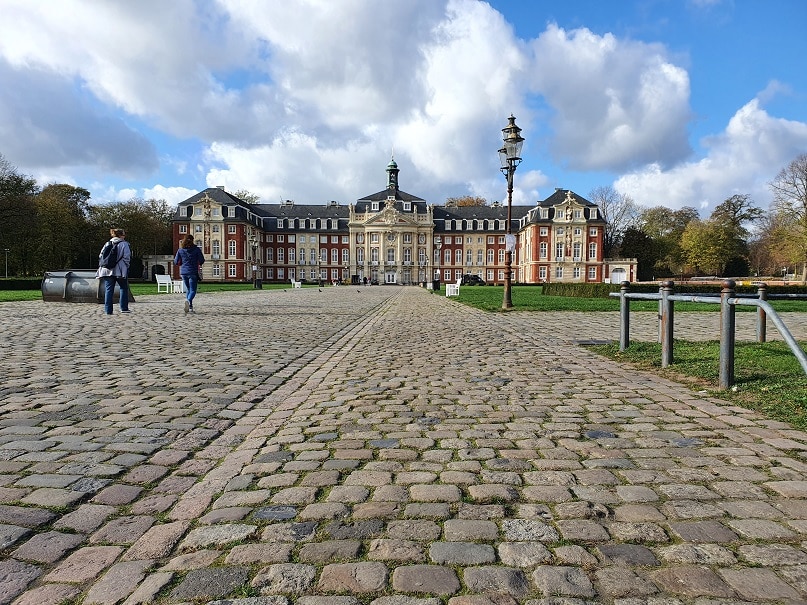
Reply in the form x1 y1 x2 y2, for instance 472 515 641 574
719 279 736 389
756 283 767 343
660 280 674 367
619 281 631 351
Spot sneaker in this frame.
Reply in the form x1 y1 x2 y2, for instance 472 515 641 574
189 308 195 313
184 300 189 314
120 310 132 314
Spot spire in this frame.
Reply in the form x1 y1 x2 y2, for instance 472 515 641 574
386 152 399 192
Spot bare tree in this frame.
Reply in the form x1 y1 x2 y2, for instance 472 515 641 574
588 186 639 257
769 153 807 283
446 196 487 207
233 189 261 205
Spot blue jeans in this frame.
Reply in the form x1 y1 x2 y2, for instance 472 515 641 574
103 276 129 314
182 273 199 306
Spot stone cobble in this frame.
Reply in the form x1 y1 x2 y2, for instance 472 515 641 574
0 289 807 604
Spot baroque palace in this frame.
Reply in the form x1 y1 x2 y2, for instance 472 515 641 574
167 159 636 286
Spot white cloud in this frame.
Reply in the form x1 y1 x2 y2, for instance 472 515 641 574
527 24 693 172
614 97 807 212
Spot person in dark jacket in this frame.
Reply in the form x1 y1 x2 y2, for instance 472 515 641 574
174 234 205 314
96 228 132 315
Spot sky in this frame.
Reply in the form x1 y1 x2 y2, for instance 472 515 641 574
1 0 806 217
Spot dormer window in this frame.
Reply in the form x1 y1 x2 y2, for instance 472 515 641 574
403 202 411 211
372 201 379 211
590 208 598 219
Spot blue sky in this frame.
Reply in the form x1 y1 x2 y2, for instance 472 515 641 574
1 0 805 216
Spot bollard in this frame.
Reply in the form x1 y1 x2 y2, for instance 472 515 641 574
619 281 631 351
719 279 736 389
660 280 675 367
756 283 767 343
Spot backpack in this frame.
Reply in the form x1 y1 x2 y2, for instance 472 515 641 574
99 240 119 270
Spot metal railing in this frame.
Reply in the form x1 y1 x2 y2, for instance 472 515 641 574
611 280 807 389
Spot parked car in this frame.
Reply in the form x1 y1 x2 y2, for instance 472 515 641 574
461 274 486 286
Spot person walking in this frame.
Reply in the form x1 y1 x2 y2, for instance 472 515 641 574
174 234 205 314
96 228 132 315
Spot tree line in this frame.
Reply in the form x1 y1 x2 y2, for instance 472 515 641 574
0 154 173 278
3 151 806 282
592 153 807 283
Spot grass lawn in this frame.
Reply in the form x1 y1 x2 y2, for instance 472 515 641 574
587 340 807 430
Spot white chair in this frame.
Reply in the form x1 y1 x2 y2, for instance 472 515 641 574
291 278 302 288
172 280 185 293
446 278 461 297
156 275 173 293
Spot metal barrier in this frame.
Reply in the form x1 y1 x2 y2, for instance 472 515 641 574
611 280 807 389
41 270 135 304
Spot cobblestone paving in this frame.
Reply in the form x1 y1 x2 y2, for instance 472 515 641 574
1 288 807 605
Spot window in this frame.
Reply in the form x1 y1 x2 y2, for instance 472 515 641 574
266 234 273 242
195 225 202 233
498 249 505 263
371 202 379 211
371 248 379 262
310 249 316 263
557 228 564 235
212 264 221 277
403 202 411 211
574 210 581 218
455 270 463 281
278 268 285 280
357 248 364 263
277 248 284 263
288 248 296 263
444 249 450 265
555 267 563 279
357 233 364 243
589 227 598 236
278 235 284 242
444 236 452 244
321 249 328 262
404 248 412 263
299 235 306 243
487 249 494 263
179 225 187 234
498 269 504 281
371 233 379 243
574 228 581 236
539 242 547 259
288 235 295 243
320 235 328 243
342 236 349 244
331 248 339 263
331 269 339 280
267 248 274 262
589 243 597 260
555 243 564 260
212 208 220 217
466 237 473 244
387 248 395 263
477 237 483 244
331 235 339 243
538 266 547 280
590 208 598 219
213 241 220 256
539 227 547 236
228 240 237 257
342 249 349 264
309 269 316 280
228 264 237 277
588 266 597 280
455 249 462 264
267 268 274 279
228 225 237 234
444 269 451 281
465 250 473 264
299 248 305 262
403 233 412 243
498 236 505 244
195 207 202 216
476 250 483 264
212 225 220 233
541 208 549 219
573 267 581 279
573 242 581 261
487 269 494 281
487 236 494 244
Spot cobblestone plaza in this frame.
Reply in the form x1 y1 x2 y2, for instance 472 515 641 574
1 288 807 604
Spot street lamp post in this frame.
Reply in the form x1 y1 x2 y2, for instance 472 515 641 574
434 235 442 291
3 249 8 279
249 234 258 288
498 114 524 310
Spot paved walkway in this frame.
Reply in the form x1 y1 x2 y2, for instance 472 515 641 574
1 287 807 605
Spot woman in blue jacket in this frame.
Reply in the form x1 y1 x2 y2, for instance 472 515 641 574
174 235 205 314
